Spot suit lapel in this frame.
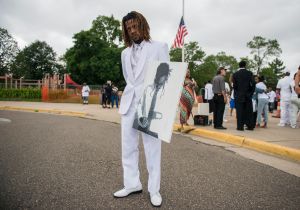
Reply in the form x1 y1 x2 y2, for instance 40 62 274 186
125 46 134 82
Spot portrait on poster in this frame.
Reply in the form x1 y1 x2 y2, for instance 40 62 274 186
132 61 188 143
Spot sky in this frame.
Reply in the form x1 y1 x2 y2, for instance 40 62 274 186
1 0 299 74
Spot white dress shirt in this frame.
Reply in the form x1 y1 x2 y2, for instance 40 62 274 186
277 76 292 101
267 90 276 102
204 83 213 100
130 41 145 77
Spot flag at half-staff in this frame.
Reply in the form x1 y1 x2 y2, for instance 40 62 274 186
172 16 188 48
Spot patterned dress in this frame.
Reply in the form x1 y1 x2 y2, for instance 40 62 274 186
179 78 195 124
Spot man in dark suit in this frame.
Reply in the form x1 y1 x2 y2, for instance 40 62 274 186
232 60 255 131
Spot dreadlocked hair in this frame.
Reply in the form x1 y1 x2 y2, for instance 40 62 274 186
154 63 171 85
122 11 151 47
151 63 172 97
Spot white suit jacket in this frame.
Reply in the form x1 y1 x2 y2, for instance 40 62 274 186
276 76 292 101
119 40 169 115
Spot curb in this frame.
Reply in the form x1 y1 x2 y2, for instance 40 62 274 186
173 124 300 162
0 106 86 117
2 106 299 162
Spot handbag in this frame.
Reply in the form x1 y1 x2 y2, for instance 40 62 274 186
194 115 209 126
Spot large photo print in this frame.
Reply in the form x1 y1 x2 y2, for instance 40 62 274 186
133 61 188 143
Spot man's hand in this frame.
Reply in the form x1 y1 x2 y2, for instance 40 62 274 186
138 117 149 128
222 91 227 104
224 96 228 104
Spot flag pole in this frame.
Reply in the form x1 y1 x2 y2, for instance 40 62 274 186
182 0 185 62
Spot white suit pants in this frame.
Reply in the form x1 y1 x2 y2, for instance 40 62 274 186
121 97 161 195
290 97 300 128
280 100 291 125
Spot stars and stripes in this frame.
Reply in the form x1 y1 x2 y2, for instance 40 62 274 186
172 17 188 48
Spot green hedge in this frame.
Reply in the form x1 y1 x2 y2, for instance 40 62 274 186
0 88 41 100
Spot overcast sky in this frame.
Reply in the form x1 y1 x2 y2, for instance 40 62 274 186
1 0 299 73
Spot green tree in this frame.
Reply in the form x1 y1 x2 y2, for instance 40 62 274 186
64 15 124 87
260 58 285 89
170 41 206 92
213 52 238 73
170 41 205 64
247 36 282 74
57 56 68 75
239 56 256 73
169 47 182 62
11 41 60 79
0 28 19 75
260 67 278 89
195 52 238 88
90 15 122 47
269 58 285 77
185 42 206 71
194 55 218 89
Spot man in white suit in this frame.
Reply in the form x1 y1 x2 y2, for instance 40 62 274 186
276 71 292 126
113 11 169 207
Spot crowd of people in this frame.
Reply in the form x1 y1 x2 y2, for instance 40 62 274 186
80 81 120 109
193 62 300 130
81 63 300 132
100 82 119 109
76 10 300 207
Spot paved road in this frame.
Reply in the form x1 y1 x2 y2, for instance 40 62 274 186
2 101 300 150
0 111 299 209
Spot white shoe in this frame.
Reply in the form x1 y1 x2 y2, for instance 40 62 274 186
150 192 162 207
277 123 285 127
113 185 142 198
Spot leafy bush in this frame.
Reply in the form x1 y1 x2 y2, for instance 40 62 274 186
0 88 41 100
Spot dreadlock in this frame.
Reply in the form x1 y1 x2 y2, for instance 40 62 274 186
122 11 151 47
154 63 171 85
151 63 172 97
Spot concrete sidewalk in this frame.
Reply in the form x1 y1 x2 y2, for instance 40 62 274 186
181 106 300 147
1 101 299 161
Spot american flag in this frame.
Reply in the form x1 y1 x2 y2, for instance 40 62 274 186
172 17 188 48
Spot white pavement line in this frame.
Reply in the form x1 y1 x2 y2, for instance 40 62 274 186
0 118 12 123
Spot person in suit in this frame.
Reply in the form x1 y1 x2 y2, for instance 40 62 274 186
232 60 255 131
276 70 292 126
289 72 300 128
113 11 169 207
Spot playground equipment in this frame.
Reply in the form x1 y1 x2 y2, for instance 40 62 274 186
0 74 42 89
0 73 78 90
